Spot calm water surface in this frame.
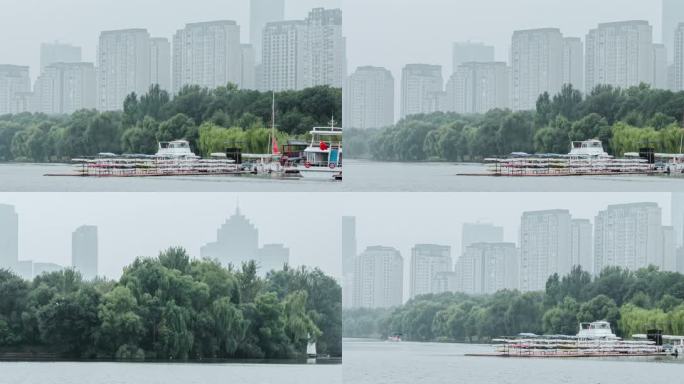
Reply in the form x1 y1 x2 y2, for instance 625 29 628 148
0 361 341 384
2 161 684 192
343 339 684 384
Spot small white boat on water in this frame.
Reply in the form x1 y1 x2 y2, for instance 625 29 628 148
307 341 317 359
155 140 200 159
297 119 343 181
577 320 620 340
568 139 611 159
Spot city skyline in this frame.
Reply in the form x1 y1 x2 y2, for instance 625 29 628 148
0 193 343 280
340 193 675 305
0 0 341 83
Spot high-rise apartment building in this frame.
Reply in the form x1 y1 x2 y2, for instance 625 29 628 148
97 29 151 111
353 246 403 309
250 0 285 65
409 244 452 299
570 219 593 274
585 21 654 92
0 205 18 271
344 66 395 129
150 37 171 91
562 37 584 91
262 20 307 91
519 210 572 292
400 64 443 118
663 0 684 63
511 28 564 111
594 203 664 273
240 44 256 90
341 216 357 309
40 42 82 73
445 62 510 114
33 63 96 114
673 193 684 247
457 242 518 295
172 21 242 92
0 65 31 115
71 225 98 280
461 223 504 253
452 42 495 74
302 8 346 89
663 226 676 272
674 23 684 90
653 44 668 89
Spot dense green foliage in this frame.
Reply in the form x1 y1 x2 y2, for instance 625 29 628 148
0 247 341 360
0 84 341 162
343 266 684 342
347 84 684 161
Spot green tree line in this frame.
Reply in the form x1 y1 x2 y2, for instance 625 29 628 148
346 84 684 161
343 266 684 342
0 84 341 162
0 247 341 360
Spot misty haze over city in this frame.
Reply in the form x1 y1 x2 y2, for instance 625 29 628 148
0 193 344 279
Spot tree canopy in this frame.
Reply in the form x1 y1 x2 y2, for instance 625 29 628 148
0 247 341 360
343 266 684 342
0 84 341 162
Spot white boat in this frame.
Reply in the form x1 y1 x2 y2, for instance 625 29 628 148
307 340 317 358
155 140 200 159
569 139 611 159
297 119 343 181
577 321 620 340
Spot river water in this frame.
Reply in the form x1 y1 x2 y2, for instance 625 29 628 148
0 360 341 384
2 161 684 192
343 339 684 384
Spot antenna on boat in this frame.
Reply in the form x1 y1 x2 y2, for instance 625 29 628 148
329 114 336 128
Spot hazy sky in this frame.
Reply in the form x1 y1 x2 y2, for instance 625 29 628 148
0 0 341 81
344 0 662 81
1 193 344 280
341 192 673 300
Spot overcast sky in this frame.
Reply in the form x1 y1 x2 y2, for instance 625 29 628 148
1 193 672 286
0 0 341 81
1 193 344 280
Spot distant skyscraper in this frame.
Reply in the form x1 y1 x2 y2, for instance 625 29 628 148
409 244 452 299
674 23 684 90
33 63 96 114
262 20 307 91
344 66 395 129
457 242 518 295
302 8 346 89
400 64 443 118
72 225 98 280
585 21 654 92
240 44 256 90
519 210 572 292
353 246 403 309
256 244 289 273
452 42 495 74
172 21 242 92
250 0 285 65
150 37 171 91
653 44 668 89
40 42 82 73
673 193 684 247
0 65 31 115
0 205 18 271
511 28 564 111
341 216 357 309
570 219 593 274
445 62 510 114
562 37 584 91
461 223 504 253
97 29 151 111
663 226 676 272
201 206 259 268
594 203 664 273
663 0 684 63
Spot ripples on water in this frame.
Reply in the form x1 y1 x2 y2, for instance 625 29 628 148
0 361 342 384
343 339 684 384
3 161 684 191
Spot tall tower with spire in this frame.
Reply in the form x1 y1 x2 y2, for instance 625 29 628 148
201 205 259 267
